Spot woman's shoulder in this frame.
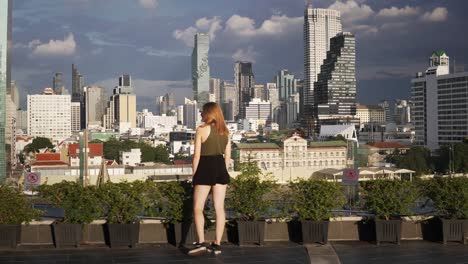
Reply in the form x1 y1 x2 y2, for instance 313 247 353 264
196 124 210 132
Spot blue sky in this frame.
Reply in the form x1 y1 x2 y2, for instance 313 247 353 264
11 0 468 112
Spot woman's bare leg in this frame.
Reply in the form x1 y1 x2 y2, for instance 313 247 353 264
193 185 211 243
212 184 227 245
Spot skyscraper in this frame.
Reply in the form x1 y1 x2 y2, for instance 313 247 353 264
0 0 12 180
275 69 297 101
314 32 357 127
303 4 342 116
220 80 237 121
53 72 65 95
234 61 255 119
183 98 198 130
209 78 221 103
192 33 210 109
411 51 468 151
72 64 84 102
84 86 106 128
156 92 175 115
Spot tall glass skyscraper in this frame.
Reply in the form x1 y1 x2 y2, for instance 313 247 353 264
191 33 210 109
0 0 12 181
234 61 255 119
303 4 342 115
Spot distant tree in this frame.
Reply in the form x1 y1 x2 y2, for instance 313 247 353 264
24 137 54 153
326 135 346 142
154 145 170 164
395 146 431 176
102 139 170 164
433 142 468 174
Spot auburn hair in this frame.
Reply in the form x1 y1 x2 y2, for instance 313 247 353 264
201 102 229 136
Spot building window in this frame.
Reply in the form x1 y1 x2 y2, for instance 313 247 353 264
330 160 334 166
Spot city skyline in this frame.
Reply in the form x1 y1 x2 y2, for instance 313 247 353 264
10 0 468 111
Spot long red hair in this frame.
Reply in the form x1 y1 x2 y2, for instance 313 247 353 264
201 102 229 136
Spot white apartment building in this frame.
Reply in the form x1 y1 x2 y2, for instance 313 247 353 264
120 149 142 166
411 51 468 151
144 114 177 131
28 88 72 141
71 102 81 132
245 98 271 121
303 6 342 108
356 104 386 126
234 132 348 182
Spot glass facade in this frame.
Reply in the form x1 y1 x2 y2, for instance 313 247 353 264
191 33 210 109
0 0 11 181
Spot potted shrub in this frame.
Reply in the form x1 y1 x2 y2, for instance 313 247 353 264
39 181 103 248
0 186 42 248
156 181 195 246
98 181 146 248
422 177 468 244
362 179 419 245
289 179 344 244
227 160 277 245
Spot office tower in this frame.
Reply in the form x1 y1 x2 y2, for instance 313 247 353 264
245 98 272 122
0 0 12 179
411 51 468 151
156 92 175 115
394 100 412 125
27 88 72 141
183 98 198 130
53 72 65 95
275 69 297 101
102 75 136 131
296 79 304 117
378 100 392 123
209 78 221 103
314 32 356 122
252 84 265 100
235 61 255 119
278 94 300 129
266 83 280 123
71 102 81 132
84 86 106 128
117 74 134 94
303 4 342 115
71 64 84 102
220 80 237 121
177 105 184 124
355 104 386 126
16 109 27 132
192 33 210 109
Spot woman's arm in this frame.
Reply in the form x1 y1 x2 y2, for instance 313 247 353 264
192 127 202 176
224 136 231 170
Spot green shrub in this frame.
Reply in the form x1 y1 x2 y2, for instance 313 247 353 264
39 181 103 224
362 179 419 220
421 177 468 219
289 179 344 221
227 161 278 221
98 181 147 224
154 181 191 223
0 186 42 224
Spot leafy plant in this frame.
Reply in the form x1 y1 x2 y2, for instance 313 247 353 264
362 180 419 220
227 160 278 221
289 179 344 221
38 181 103 224
421 177 468 219
156 181 191 223
98 181 147 224
24 137 54 154
0 186 42 224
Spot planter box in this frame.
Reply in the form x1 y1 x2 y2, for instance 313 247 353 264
236 221 265 245
106 223 139 248
0 225 21 248
442 219 467 244
171 222 197 246
301 221 329 244
375 219 401 245
52 223 82 248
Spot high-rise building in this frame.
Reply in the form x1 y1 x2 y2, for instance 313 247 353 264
275 69 297 101
84 86 106 128
177 105 184 125
378 100 392 123
266 83 280 123
71 64 84 102
16 109 27 132
192 33 210 109
252 84 265 100
245 98 272 122
183 98 198 130
71 102 81 132
314 32 357 125
411 50 468 151
156 92 175 115
303 4 342 116
235 61 255 119
53 72 65 95
28 88 72 141
0 0 12 179
355 104 386 126
220 80 237 121
394 100 412 125
103 75 136 131
209 78 221 103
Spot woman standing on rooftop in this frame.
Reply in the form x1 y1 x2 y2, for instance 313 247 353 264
188 102 231 256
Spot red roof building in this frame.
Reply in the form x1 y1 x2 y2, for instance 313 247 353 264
68 143 104 157
36 153 61 161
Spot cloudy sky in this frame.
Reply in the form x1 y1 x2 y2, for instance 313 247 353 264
11 0 468 112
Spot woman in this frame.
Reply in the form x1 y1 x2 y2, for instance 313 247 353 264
188 102 231 256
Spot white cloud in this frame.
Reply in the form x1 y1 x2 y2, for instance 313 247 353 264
173 16 223 47
32 33 76 57
85 32 134 47
138 46 188 58
232 46 258 63
421 7 448 22
377 6 420 18
224 14 302 38
13 39 41 49
328 0 374 24
138 0 158 9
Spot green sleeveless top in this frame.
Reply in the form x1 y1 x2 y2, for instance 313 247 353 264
200 124 228 156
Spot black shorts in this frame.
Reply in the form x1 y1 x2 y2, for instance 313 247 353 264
193 155 230 186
